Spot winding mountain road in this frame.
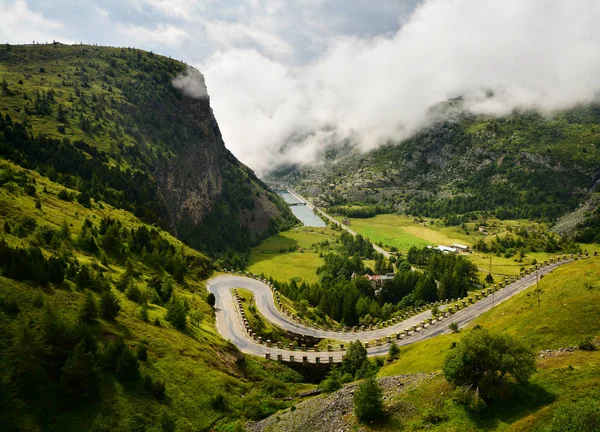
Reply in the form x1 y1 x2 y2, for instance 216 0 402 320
208 259 573 363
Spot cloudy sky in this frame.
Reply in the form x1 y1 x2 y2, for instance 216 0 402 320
2 0 600 174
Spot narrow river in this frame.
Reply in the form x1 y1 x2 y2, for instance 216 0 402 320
277 191 326 227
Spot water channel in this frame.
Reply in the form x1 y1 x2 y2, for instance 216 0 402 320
277 191 326 227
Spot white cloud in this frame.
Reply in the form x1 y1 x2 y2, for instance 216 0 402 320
0 0 71 44
202 0 600 174
172 66 208 98
115 22 190 48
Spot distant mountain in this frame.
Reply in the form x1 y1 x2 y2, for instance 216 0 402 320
272 103 600 231
0 43 296 256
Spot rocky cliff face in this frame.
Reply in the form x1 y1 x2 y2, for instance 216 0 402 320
0 43 296 255
153 96 224 229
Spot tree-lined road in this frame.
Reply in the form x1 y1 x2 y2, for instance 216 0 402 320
208 259 572 363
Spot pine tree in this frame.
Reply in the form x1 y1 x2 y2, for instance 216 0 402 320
60 342 100 398
100 289 121 320
354 377 384 423
166 295 187 330
79 291 98 322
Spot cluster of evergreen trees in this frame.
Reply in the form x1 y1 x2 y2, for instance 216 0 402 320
0 113 168 227
327 204 392 218
269 246 477 326
407 160 585 222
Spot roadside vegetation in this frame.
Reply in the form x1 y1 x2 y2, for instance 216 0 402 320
0 160 312 431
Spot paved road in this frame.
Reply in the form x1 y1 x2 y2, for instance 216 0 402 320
208 260 572 363
286 188 391 258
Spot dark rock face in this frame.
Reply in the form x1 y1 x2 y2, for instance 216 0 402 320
153 96 225 230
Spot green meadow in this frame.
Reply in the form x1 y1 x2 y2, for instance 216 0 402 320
377 257 600 431
247 226 338 284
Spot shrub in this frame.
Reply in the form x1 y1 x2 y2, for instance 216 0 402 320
320 368 342 392
165 296 187 330
578 336 596 351
139 303 149 322
60 342 100 398
206 292 216 307
125 283 143 303
354 377 384 423
79 292 98 322
210 393 226 411
136 343 148 361
449 322 460 333
143 374 166 400
341 340 368 377
115 345 139 381
388 342 400 361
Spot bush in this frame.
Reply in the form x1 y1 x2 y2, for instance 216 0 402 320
136 343 148 361
578 336 596 351
125 283 143 303
354 377 384 423
60 342 100 398
388 342 400 361
143 374 166 400
443 328 536 400
449 322 459 333
206 292 216 307
165 296 187 330
210 393 226 411
546 398 600 431
139 303 149 322
115 345 139 381
320 368 342 392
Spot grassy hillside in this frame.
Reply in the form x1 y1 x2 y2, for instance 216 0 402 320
0 159 311 431
247 226 339 284
0 42 296 257
374 257 600 431
277 104 600 234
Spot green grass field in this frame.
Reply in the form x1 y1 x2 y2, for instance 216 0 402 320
374 257 600 431
247 226 338 284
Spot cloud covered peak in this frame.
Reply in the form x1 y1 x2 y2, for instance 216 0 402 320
202 0 600 174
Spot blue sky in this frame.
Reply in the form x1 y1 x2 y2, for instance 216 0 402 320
2 1 600 173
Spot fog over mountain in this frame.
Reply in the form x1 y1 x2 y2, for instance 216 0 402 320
202 0 600 173
3 0 600 174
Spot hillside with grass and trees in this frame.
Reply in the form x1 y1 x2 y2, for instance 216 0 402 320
272 101 600 240
0 43 303 431
0 42 297 258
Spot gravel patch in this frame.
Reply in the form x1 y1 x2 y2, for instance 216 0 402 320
246 373 435 432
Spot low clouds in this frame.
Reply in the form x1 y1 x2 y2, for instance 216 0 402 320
2 1 600 175
172 66 209 99
203 0 600 173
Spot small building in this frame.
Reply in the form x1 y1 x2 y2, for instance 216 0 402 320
364 273 396 291
451 243 470 252
342 217 350 225
436 245 457 254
